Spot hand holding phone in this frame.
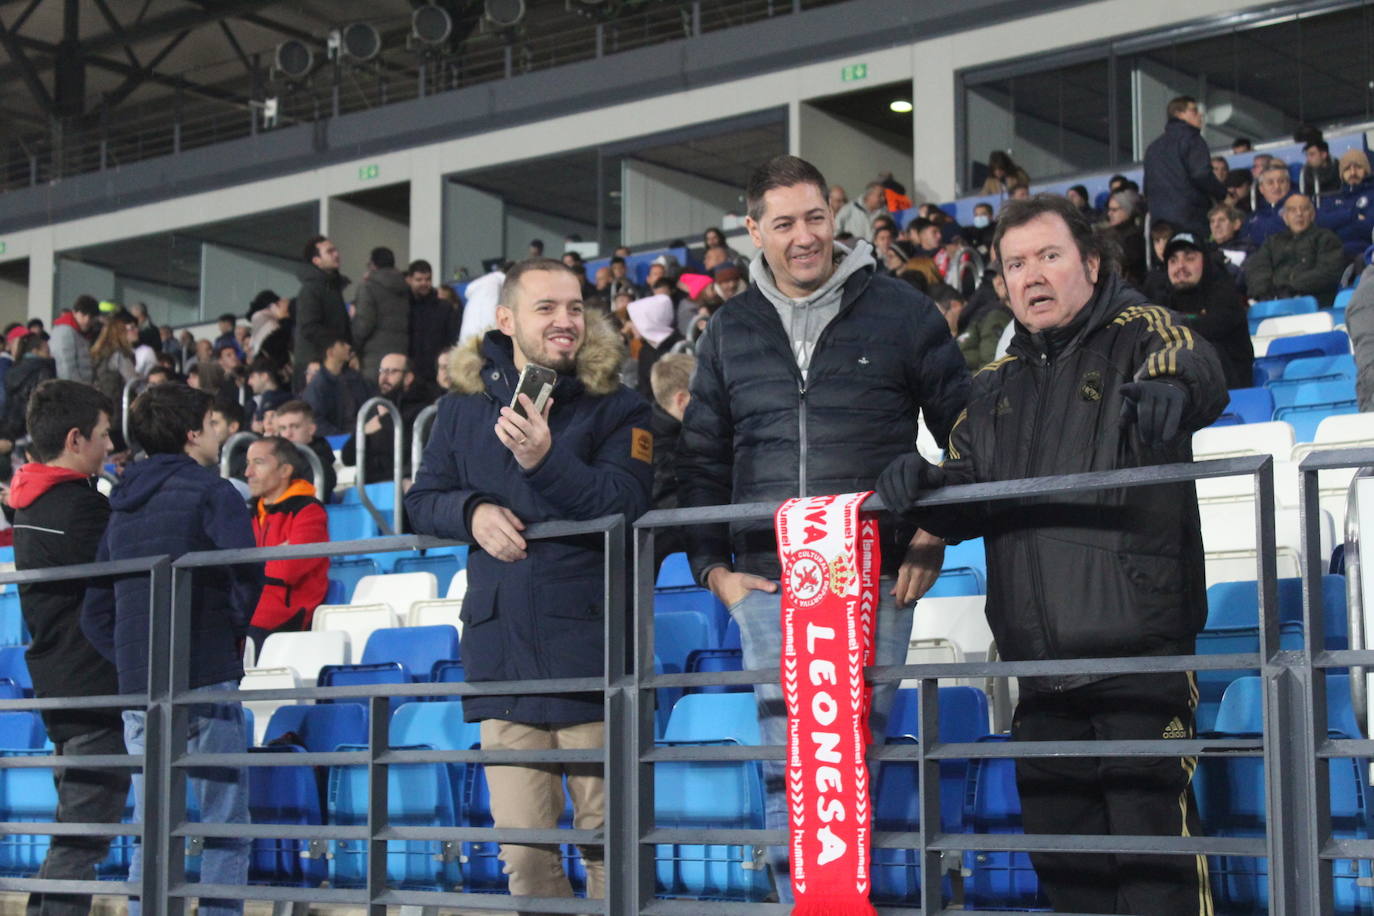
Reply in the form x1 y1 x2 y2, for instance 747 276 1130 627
511 364 557 419
496 364 557 470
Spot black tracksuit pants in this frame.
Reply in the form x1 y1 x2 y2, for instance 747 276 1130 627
1012 671 1213 915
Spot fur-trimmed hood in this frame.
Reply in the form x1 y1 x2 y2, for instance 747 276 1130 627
448 309 626 398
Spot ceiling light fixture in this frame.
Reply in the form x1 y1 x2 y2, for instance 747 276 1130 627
889 99 914 114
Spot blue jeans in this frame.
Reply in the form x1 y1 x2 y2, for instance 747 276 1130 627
729 578 913 903
124 681 250 916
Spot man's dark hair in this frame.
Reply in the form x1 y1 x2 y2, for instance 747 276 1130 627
610 256 626 267
1225 171 1252 190
1232 137 1253 152
319 333 348 354
370 247 395 269
16 333 44 357
406 259 433 276
651 278 673 293
26 318 43 331
215 341 239 358
992 193 1121 279
27 380 113 463
275 399 314 421
129 383 213 456
212 397 246 432
973 202 995 216
145 367 175 386
1166 95 1197 119
1305 139 1330 155
498 258 580 308
529 239 545 254
256 435 307 479
72 295 100 318
746 155 828 222
909 217 937 235
302 234 327 264
248 289 279 317
248 356 280 380
927 283 963 308
217 313 236 326
1150 220 1177 244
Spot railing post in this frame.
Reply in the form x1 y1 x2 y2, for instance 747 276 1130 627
354 397 403 535
409 403 438 478
146 562 190 916
220 430 260 481
630 520 658 915
364 694 389 916
603 517 632 916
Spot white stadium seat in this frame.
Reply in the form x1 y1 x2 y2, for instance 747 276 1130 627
1254 312 1334 338
407 599 464 632
239 667 301 745
311 604 399 660
256 629 351 686
351 572 438 617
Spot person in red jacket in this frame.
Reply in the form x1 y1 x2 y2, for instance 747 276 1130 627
245 436 330 653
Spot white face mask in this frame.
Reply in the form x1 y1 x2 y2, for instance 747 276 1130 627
972 214 991 229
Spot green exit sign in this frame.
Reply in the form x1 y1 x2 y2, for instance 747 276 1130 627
841 63 868 82
358 164 380 181
0 242 6 255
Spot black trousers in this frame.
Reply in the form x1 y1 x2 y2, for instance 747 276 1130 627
1012 672 1213 916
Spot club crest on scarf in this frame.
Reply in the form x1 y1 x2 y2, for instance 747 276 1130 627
776 492 880 915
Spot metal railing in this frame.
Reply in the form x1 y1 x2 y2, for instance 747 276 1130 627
410 403 440 478
353 396 404 536
1 450 1370 913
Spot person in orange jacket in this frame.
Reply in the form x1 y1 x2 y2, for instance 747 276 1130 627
245 436 330 653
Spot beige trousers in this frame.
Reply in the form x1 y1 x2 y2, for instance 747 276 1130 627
480 719 606 906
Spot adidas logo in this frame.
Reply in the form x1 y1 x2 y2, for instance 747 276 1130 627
1162 717 1188 739
994 396 1012 416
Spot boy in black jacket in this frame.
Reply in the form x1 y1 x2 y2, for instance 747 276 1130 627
10 380 128 916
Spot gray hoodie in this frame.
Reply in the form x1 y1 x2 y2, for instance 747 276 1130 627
749 240 876 379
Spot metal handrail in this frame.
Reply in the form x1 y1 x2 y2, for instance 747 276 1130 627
1346 466 1374 728
353 396 403 536
219 430 326 503
120 376 145 447
410 402 439 478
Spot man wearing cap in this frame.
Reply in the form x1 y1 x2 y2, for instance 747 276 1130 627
1318 149 1374 260
50 295 99 384
1156 233 1253 388
1246 194 1349 306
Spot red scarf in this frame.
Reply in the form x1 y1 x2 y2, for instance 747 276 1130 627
776 492 880 915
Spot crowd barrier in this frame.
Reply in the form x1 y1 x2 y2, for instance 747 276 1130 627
0 451 1368 914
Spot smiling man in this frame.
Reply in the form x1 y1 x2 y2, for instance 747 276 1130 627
1246 193 1348 306
404 257 652 906
878 194 1227 915
675 154 970 901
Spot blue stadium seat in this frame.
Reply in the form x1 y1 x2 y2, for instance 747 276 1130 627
317 662 413 713
684 647 745 694
325 505 380 543
322 579 347 606
1272 378 1357 413
657 552 695 589
327 557 379 602
655 609 716 719
361 625 460 683
655 589 729 647
1214 387 1276 426
0 648 32 696
925 566 985 597
393 554 461 595
324 434 349 451
1253 331 1352 386
1195 676 1374 914
943 538 987 579
1334 288 1356 312
430 659 465 683
0 749 55 875
961 735 1052 910
655 694 770 901
0 680 22 701
0 712 43 750
328 744 462 890
1248 296 1318 335
247 745 327 887
0 593 25 647
1267 354 1356 394
872 687 990 903
263 704 367 752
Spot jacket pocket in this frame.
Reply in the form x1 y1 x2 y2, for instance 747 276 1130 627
460 584 498 627
533 577 604 679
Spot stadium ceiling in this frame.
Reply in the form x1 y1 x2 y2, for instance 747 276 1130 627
0 0 682 132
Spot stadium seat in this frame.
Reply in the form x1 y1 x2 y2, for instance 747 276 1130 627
1195 677 1374 914
1199 503 1332 586
1194 419 1296 461
655 693 770 901
1252 330 1351 382
910 595 996 665
1255 312 1334 339
325 504 380 542
684 647 745 694
1334 287 1356 313
1268 353 1356 390
961 734 1051 910
327 558 379 603
263 704 367 752
1248 296 1318 335
657 552 695 589
0 648 31 695
655 588 729 646
0 749 55 875
312 604 400 658
361 625 460 682
0 711 45 750
406 599 463 630
327 743 462 890
257 630 351 685
394 554 461 595
239 668 301 746
654 609 716 719
1213 387 1275 426
943 537 987 578
446 568 468 600
318 662 412 713
1291 412 1374 529
0 593 25 647
431 659 465 683
351 572 438 618
925 566 985 597
873 687 990 903
247 745 328 887
1273 378 1357 416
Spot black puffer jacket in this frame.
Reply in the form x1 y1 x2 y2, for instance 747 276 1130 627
677 263 970 584
916 272 1227 691
293 265 351 384
1155 256 1254 390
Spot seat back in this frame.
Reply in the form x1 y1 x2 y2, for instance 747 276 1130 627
257 630 352 684
1194 420 1296 461
247 745 328 887
656 552 695 589
406 599 463 630
393 555 461 596
311 604 399 658
352 573 438 618
264 704 368 752
239 668 301 745
325 505 380 543
1216 387 1275 426
361 625 460 681
0 648 31 693
663 693 760 744
0 712 44 749
1255 311 1334 338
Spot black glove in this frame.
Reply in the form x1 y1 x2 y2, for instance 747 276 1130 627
1119 379 1188 445
876 452 943 516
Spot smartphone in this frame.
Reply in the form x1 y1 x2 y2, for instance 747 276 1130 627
511 363 558 419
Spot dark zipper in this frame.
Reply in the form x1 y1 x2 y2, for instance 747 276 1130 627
798 381 808 496
1024 348 1063 677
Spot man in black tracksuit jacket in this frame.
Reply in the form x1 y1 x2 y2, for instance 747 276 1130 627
10 381 129 916
880 195 1227 916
